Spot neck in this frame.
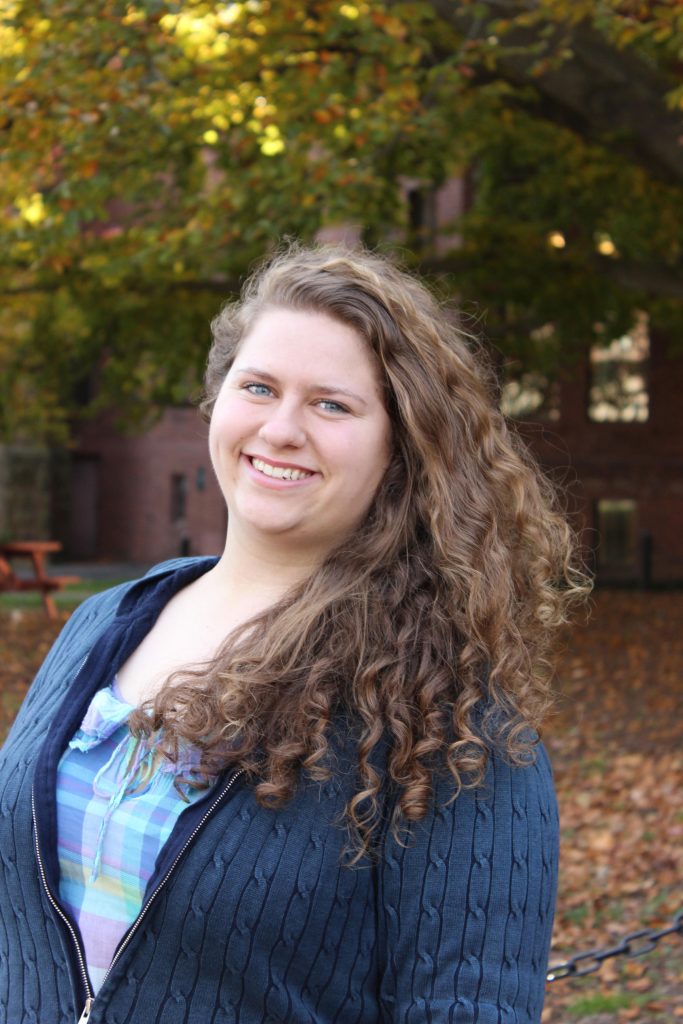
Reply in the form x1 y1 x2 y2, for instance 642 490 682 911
207 526 322 612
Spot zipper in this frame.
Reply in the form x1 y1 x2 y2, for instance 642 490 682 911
33 768 245 1020
77 998 93 1023
32 786 94 1013
31 648 98 1020
102 768 245 983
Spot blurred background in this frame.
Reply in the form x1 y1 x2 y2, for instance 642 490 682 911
1 2 682 1021
2 0 682 582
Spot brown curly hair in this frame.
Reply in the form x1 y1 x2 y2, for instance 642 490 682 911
129 242 591 859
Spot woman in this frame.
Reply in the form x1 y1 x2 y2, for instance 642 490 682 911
0 243 589 1023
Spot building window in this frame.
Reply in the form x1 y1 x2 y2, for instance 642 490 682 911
406 186 437 251
500 367 561 422
170 473 188 524
500 322 561 422
588 313 650 422
596 499 637 573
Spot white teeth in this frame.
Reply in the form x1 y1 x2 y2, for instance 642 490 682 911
250 457 313 481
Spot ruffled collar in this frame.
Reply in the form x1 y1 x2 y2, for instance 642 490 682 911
68 679 205 880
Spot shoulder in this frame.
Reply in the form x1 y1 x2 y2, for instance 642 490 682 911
56 555 218 655
379 741 559 948
450 740 558 842
63 556 213 622
384 740 559 866
41 558 189 641
0 557 213 750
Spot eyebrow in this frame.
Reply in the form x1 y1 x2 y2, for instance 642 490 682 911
233 366 369 407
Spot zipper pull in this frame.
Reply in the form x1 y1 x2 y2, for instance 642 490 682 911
77 997 94 1023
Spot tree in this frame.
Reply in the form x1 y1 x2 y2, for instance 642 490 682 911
1 0 681 440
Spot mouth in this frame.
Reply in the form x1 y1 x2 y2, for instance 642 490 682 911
245 454 316 482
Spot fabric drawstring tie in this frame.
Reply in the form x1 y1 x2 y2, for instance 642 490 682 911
67 681 202 882
88 735 154 881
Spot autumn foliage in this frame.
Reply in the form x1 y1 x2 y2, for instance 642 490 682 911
1 587 682 1020
1 1 682 442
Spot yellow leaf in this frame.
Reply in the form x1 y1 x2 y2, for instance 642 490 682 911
15 193 46 225
260 138 285 156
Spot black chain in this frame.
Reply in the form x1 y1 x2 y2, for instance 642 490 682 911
546 909 683 982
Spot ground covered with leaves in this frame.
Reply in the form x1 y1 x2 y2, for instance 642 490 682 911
1 590 681 1021
542 591 683 1022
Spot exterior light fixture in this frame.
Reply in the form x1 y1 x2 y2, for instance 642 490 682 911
548 231 566 249
596 236 618 257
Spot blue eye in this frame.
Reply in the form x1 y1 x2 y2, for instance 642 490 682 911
317 399 349 413
244 382 272 396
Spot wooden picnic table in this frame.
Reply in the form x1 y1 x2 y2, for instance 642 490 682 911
0 541 80 620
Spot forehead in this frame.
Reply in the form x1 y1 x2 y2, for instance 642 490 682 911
233 308 383 387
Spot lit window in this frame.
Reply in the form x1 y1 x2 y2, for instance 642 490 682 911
501 366 560 421
500 322 561 422
596 499 637 572
588 313 649 422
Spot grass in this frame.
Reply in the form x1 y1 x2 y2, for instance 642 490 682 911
0 578 133 612
581 756 608 775
643 889 678 917
564 906 590 925
567 992 652 1016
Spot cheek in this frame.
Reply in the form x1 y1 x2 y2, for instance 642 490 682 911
209 394 252 448
209 409 240 476
349 423 393 493
208 407 227 455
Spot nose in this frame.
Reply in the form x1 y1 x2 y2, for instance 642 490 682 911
257 402 307 449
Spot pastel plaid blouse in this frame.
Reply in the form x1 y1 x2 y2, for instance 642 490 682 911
56 679 211 993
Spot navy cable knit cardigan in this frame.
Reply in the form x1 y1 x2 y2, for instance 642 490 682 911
0 558 559 1023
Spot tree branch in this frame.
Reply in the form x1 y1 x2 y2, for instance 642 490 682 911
429 1 683 183
420 253 683 303
593 257 683 301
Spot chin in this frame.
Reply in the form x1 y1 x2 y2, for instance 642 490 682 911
243 514 307 537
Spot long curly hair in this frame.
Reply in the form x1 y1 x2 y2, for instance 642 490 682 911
129 242 591 858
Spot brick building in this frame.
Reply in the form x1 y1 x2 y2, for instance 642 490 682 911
62 408 225 565
56 312 682 585
6 184 678 581
508 325 683 586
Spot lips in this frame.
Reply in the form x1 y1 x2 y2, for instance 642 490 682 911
245 454 315 472
243 454 318 484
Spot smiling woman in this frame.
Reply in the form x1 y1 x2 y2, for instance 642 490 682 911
0 242 591 1023
208 308 392 560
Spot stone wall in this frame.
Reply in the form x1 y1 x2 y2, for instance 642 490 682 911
0 444 53 540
